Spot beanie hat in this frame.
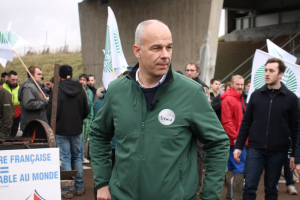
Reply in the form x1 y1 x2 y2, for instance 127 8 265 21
59 65 72 79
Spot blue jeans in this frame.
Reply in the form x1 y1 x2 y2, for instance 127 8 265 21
56 134 84 191
243 147 287 200
228 146 247 174
283 156 294 186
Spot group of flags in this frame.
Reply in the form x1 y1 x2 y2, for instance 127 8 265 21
0 22 29 67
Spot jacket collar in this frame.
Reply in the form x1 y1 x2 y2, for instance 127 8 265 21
127 63 174 86
259 82 288 96
220 87 242 100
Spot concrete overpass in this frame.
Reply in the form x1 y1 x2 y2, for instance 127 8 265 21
78 0 223 86
78 0 300 86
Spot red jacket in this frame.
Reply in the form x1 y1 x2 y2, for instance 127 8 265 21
220 88 247 145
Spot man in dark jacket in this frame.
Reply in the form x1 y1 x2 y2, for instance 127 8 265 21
221 75 246 200
0 87 14 137
47 65 89 199
210 78 221 120
18 66 48 131
234 58 299 200
90 20 229 200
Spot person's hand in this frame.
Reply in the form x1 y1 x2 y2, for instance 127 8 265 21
296 164 300 175
97 186 111 200
45 82 53 88
45 97 49 101
233 140 236 145
290 157 295 170
233 149 242 163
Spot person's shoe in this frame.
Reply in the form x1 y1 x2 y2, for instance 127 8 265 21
278 179 286 183
83 158 90 164
75 188 86 196
61 189 73 199
287 185 298 195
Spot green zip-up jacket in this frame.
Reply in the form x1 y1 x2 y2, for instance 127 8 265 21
89 64 229 200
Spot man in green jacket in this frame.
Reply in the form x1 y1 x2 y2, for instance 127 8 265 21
89 20 229 200
0 87 15 137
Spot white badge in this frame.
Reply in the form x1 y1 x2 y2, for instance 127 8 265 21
158 109 175 125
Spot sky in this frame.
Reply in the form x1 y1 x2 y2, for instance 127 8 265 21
0 1 224 54
0 0 82 54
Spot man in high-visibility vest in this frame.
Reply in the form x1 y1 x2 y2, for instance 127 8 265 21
0 70 20 137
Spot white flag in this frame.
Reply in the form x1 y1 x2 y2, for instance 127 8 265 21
0 31 14 67
266 39 297 64
102 6 128 89
247 49 300 102
5 22 30 48
0 22 30 67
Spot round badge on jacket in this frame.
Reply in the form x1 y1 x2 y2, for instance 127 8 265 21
158 109 175 125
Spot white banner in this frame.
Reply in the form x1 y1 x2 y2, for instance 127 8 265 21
102 6 128 89
266 39 297 64
0 148 61 200
247 49 300 102
0 31 14 68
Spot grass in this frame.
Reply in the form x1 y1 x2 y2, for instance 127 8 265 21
0 52 84 84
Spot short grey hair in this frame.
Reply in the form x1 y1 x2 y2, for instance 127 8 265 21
135 19 169 47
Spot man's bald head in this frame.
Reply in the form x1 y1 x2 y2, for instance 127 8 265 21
135 20 170 47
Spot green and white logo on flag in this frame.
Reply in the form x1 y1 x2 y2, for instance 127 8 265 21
5 30 19 47
0 31 14 66
248 50 300 102
0 32 9 44
104 26 113 73
253 65 297 93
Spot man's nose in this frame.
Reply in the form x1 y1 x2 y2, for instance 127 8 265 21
160 48 170 58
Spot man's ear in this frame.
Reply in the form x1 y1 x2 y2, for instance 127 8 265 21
133 44 142 59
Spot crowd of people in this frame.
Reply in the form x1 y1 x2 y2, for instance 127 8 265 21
1 19 300 200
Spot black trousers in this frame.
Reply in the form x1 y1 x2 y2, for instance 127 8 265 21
197 140 205 191
10 116 20 137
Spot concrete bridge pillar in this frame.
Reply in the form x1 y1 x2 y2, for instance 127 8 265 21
78 0 223 86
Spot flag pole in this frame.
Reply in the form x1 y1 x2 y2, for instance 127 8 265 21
13 50 47 98
112 66 115 80
2 35 46 98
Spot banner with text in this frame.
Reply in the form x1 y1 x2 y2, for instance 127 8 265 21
247 49 300 102
0 148 61 200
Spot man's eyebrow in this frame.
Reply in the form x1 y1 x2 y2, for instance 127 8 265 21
150 43 173 48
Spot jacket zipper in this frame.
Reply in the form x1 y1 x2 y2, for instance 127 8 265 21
265 93 273 149
179 165 185 200
138 92 148 200
133 99 137 135
133 77 171 199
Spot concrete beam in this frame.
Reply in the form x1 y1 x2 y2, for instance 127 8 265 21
79 0 223 86
223 0 255 11
198 0 224 85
